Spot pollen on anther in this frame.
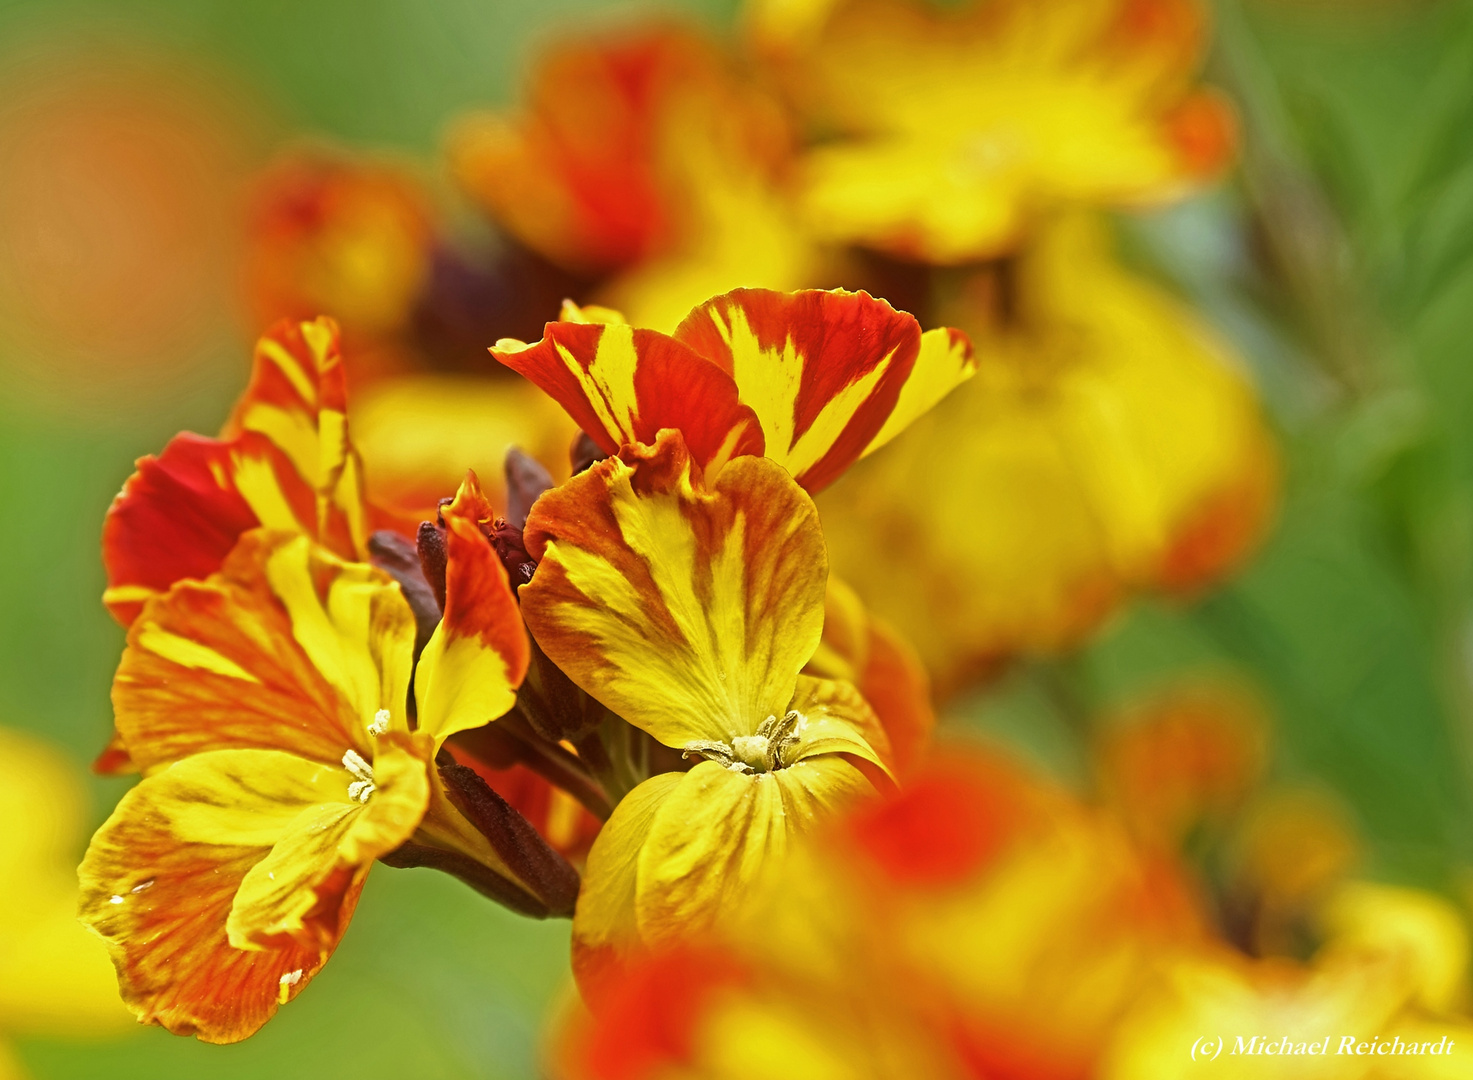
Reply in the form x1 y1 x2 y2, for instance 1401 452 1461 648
277 968 304 1004
368 709 390 736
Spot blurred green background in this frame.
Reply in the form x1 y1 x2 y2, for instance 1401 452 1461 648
3 0 1473 1076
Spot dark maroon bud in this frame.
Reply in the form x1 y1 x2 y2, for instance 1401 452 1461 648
417 521 448 611
488 518 538 586
570 431 608 475
434 761 581 917
504 447 554 529
367 531 442 651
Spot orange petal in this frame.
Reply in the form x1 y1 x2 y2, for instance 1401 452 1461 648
673 288 928 491
115 531 415 771
521 430 826 748
413 472 530 745
78 748 390 1043
491 319 763 476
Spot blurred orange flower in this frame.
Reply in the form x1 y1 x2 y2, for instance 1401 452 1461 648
449 26 815 331
242 152 437 378
550 749 1473 1080
1097 680 1270 847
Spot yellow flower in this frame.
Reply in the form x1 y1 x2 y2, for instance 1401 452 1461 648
819 215 1277 694
788 0 1236 262
0 727 131 1078
78 481 572 1043
518 430 891 996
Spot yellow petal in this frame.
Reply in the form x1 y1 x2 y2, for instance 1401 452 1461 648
115 531 415 770
570 771 685 998
522 430 826 747
788 675 891 776
263 532 416 733
227 732 432 951
413 474 529 745
634 756 873 943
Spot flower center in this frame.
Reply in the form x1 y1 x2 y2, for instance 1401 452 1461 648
682 710 806 775
342 748 376 803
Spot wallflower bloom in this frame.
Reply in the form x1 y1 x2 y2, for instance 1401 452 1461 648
448 27 814 331
491 286 975 493
1 727 131 1079
819 217 1277 693
1096 680 1269 847
789 0 1236 262
77 474 568 1043
519 431 891 994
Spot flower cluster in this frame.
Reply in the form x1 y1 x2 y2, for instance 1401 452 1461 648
63 0 1472 1074
80 289 969 1041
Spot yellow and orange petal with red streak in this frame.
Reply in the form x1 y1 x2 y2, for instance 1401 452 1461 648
101 317 367 628
491 287 974 494
80 518 529 1043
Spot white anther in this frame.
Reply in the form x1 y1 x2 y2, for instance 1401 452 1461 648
731 734 771 771
342 749 376 803
368 709 390 736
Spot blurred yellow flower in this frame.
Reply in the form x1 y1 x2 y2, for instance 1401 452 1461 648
819 215 1277 694
1101 882 1473 1079
786 0 1236 262
549 748 1473 1080
0 727 131 1077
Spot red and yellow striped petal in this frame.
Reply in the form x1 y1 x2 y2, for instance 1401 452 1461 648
101 431 315 625
78 738 429 1043
864 326 976 456
413 473 530 745
674 289 967 491
114 531 415 772
490 320 763 477
520 430 826 748
102 318 369 627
